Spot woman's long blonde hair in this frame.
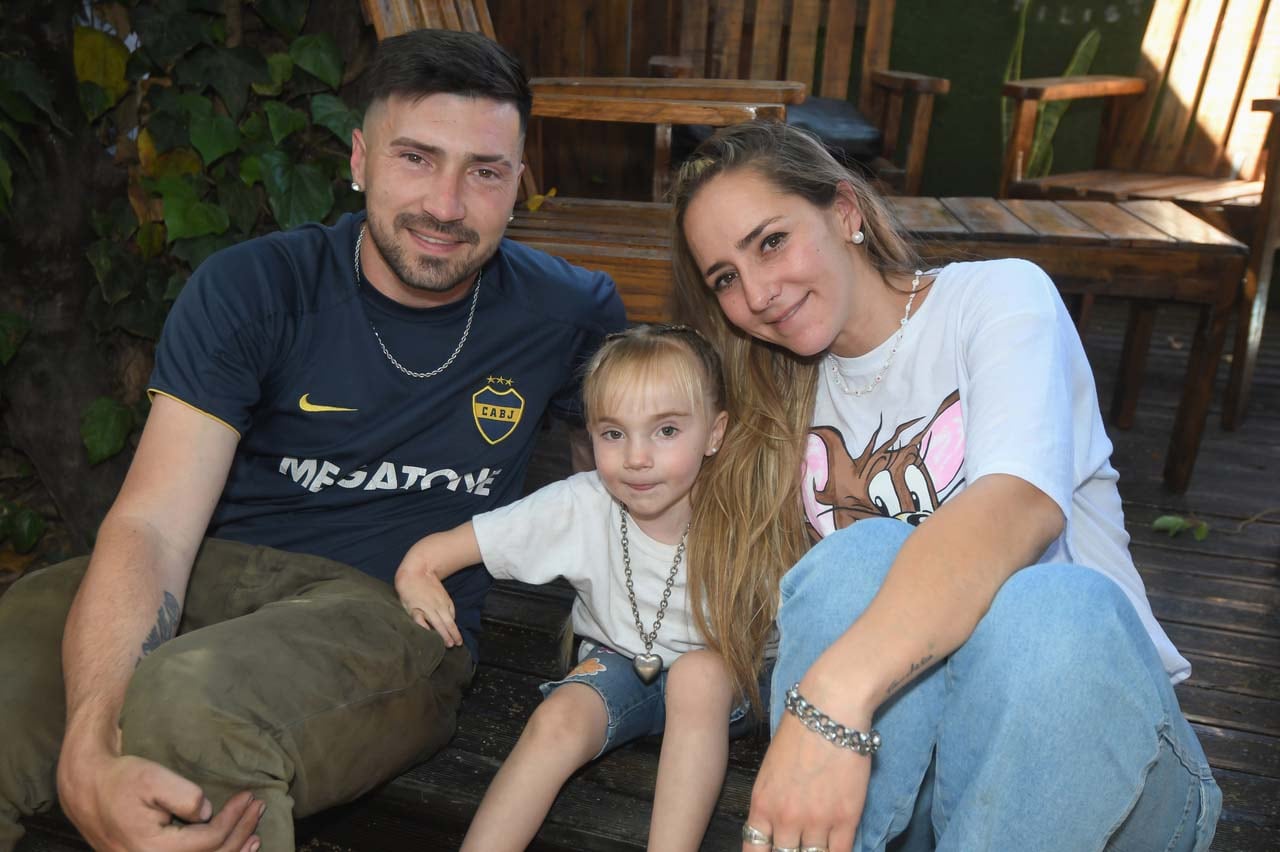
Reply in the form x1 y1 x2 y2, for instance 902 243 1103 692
670 121 923 708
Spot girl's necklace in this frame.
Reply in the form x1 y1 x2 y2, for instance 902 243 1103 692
619 505 687 685
827 269 923 396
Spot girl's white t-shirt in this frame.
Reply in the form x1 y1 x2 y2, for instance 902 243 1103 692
472 470 701 667
806 259 1189 683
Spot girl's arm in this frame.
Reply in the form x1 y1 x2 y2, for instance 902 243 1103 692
745 473 1063 851
394 522 483 647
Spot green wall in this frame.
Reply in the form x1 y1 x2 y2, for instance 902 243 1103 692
889 0 1156 195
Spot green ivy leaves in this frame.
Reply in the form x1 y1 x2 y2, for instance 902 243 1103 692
81 397 135 465
261 151 332 230
74 27 131 120
0 502 45 554
1151 515 1210 541
289 34 342 89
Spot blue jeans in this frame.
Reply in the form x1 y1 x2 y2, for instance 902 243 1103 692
770 519 1221 852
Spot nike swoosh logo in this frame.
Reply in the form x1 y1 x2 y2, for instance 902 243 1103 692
298 394 358 413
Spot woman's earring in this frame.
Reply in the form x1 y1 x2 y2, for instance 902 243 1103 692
351 181 362 192
851 230 865 245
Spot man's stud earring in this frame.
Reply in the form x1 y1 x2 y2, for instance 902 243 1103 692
508 214 515 223
851 230 865 245
351 181 361 192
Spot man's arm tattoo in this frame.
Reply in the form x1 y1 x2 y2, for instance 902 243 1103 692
885 653 936 698
137 591 181 664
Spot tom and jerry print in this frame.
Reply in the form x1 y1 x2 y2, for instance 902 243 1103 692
803 390 964 540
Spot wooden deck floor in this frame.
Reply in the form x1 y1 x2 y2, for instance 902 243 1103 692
1081 299 1279 852
10 299 1279 851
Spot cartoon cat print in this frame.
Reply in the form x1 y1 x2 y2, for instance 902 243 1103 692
802 390 964 540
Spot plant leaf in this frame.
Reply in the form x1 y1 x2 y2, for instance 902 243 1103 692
310 94 360 148
165 194 230 241
0 57 68 133
289 34 342 90
261 150 333 230
78 81 114 123
0 119 30 163
176 46 271 120
81 396 134 465
255 0 309 38
136 221 166 259
9 506 45 553
216 172 259 234
239 153 264 186
0 312 30 365
1193 521 1210 541
1027 28 1101 178
263 100 307 145
73 27 130 109
252 53 294 97
190 112 239 165
131 4 210 69
1151 514 1189 537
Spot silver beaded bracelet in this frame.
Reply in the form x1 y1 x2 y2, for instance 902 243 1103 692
783 683 882 756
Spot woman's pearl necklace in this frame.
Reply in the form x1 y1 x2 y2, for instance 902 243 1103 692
827 270 923 397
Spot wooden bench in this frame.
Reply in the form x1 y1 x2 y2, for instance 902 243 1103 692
507 196 1247 494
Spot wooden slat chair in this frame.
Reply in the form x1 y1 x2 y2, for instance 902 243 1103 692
650 0 950 195
999 0 1279 428
358 0 789 321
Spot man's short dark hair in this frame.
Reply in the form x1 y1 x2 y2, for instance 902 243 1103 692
363 29 532 134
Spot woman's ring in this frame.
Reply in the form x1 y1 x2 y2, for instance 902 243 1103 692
772 847 801 852
742 823 772 846
801 847 829 852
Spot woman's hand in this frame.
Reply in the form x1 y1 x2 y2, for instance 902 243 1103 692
743 709 872 852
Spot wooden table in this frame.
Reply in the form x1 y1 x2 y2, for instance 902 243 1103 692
509 196 1247 493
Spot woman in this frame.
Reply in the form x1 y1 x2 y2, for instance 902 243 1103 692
671 121 1220 852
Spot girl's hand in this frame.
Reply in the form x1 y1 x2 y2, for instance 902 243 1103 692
395 555 463 647
742 712 871 852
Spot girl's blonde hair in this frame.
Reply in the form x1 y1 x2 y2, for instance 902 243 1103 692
582 324 726 427
670 121 923 708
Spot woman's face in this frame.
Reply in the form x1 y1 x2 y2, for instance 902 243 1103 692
682 169 862 357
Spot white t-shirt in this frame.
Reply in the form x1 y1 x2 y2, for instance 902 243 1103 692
806 259 1189 683
471 471 702 667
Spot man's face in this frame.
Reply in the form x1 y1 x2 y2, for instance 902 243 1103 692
350 92 524 307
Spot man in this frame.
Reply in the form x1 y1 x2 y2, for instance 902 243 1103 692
0 29 625 852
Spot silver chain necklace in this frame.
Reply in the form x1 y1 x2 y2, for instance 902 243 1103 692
828 269 923 396
354 225 481 379
619 505 688 685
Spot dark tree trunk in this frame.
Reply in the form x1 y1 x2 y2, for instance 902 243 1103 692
1 0 135 551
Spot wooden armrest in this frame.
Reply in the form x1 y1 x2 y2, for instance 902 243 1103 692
869 70 950 95
1253 98 1280 113
532 76 806 105
531 93 785 126
648 55 694 78
1002 75 1146 101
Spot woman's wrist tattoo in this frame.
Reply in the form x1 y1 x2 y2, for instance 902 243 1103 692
885 653 935 698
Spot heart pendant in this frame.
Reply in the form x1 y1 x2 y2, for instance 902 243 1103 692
632 653 663 685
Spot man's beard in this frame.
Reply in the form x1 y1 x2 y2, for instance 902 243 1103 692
367 211 487 293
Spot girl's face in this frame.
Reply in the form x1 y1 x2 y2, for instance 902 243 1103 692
590 375 727 544
682 169 865 357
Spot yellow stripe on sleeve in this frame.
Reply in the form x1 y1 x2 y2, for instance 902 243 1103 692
146 389 242 438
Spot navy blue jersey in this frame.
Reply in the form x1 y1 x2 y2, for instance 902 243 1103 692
149 212 625 655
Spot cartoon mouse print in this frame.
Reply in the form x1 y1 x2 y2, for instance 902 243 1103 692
802 390 964 539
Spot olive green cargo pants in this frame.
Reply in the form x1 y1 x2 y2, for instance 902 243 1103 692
0 538 473 851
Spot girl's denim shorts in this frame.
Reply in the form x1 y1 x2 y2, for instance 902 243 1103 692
539 642 765 758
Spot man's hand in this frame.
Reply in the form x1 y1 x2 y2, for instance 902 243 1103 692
58 747 263 852
395 549 463 647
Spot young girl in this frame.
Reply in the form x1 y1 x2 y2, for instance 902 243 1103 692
394 324 737 852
